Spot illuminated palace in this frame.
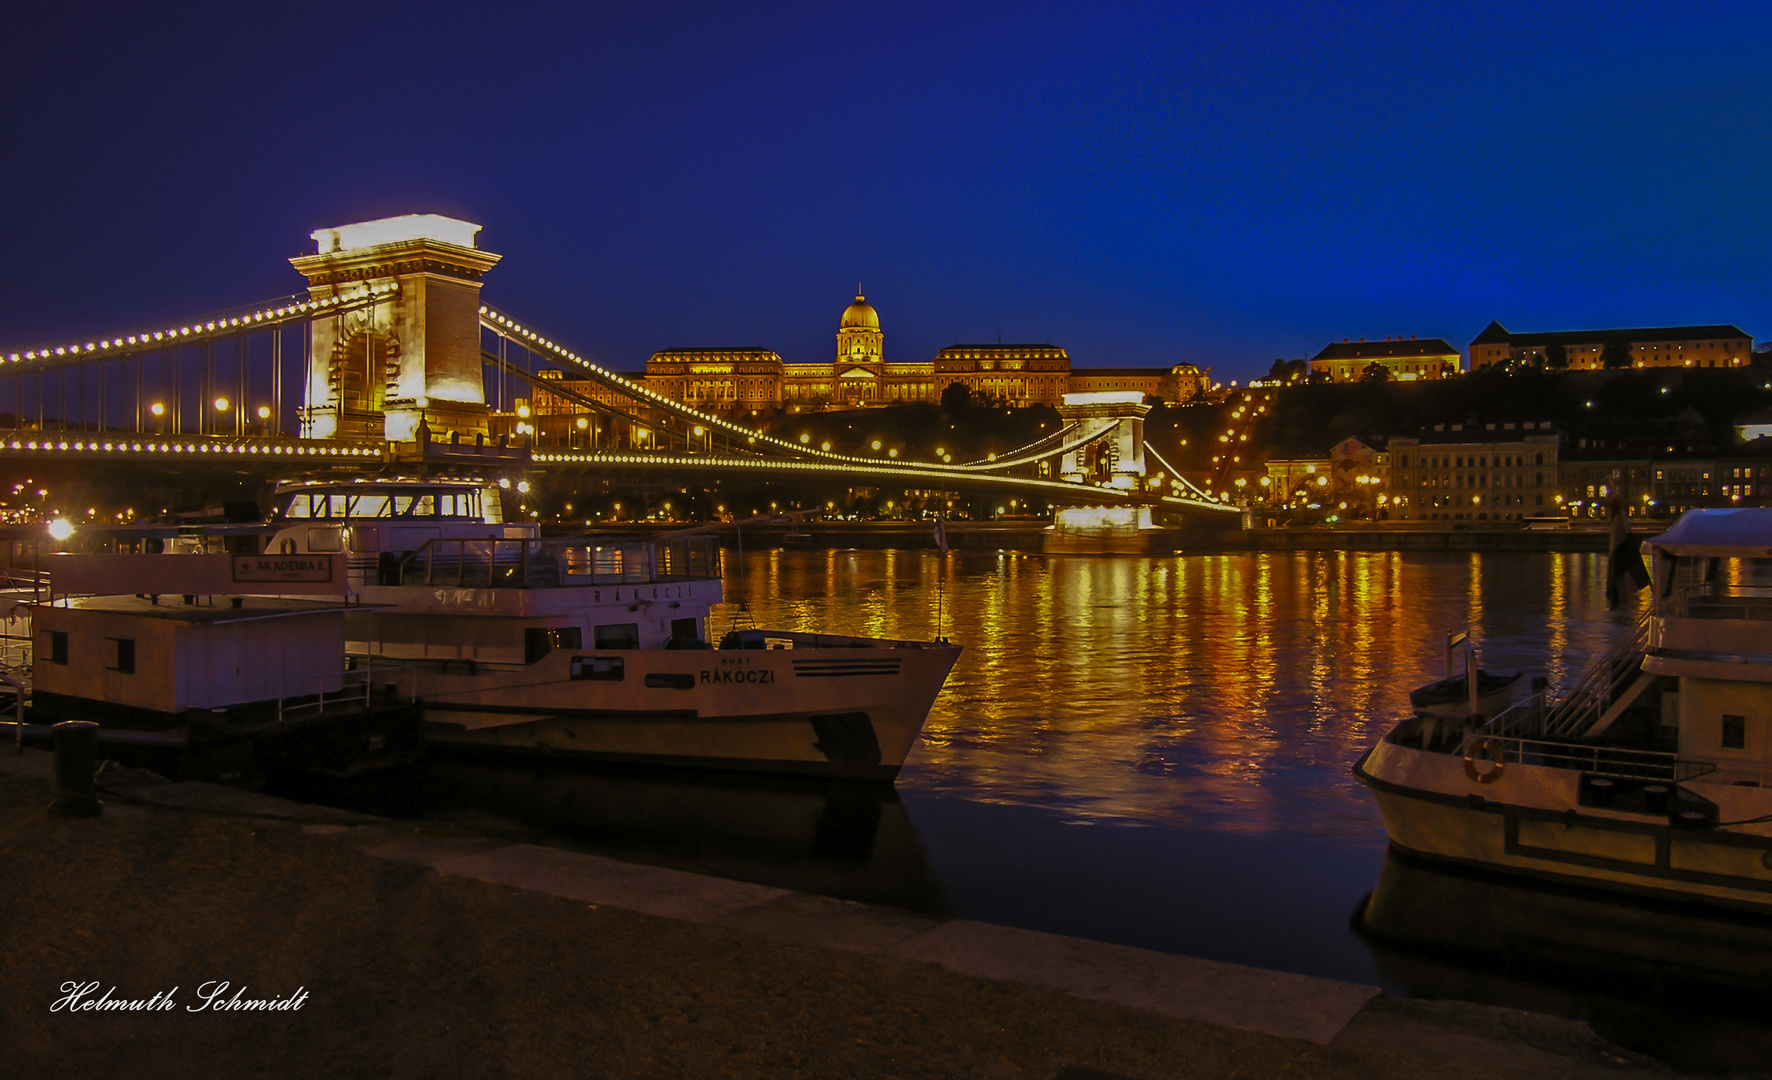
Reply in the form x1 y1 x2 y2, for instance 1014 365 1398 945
1469 322 1754 370
538 294 1208 414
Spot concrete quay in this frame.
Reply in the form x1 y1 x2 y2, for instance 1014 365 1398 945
1 749 1676 1079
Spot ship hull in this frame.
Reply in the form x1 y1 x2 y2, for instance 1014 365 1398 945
407 644 961 781
1355 736 1772 914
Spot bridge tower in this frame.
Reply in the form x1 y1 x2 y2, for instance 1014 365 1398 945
290 215 501 443
1048 391 1162 551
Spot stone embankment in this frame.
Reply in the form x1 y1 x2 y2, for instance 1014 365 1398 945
1 748 1673 1079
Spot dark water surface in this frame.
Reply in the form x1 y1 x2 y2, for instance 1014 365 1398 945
409 549 1772 1073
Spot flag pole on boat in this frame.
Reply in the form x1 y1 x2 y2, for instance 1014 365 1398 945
933 513 949 643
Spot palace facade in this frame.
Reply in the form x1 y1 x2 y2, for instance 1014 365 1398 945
528 293 1207 416
621 294 1206 412
1469 322 1754 371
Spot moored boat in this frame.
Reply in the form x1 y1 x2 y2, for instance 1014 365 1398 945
1356 508 1772 913
261 480 960 780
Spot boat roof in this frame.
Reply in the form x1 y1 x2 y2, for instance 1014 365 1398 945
273 478 490 493
1646 509 1772 558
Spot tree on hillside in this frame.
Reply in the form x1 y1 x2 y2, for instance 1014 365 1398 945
940 382 974 412
1602 339 1634 369
1267 358 1308 384
1544 342 1569 369
1360 361 1391 383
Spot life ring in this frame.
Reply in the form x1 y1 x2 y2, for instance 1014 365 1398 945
278 538 296 555
1463 738 1507 784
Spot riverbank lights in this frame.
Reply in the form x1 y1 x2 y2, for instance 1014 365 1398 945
799 433 811 444
517 404 531 419
497 478 511 489
516 481 531 494
693 425 705 437
871 440 882 451
150 402 164 417
213 398 229 412
821 441 831 451
576 417 588 430
47 518 73 541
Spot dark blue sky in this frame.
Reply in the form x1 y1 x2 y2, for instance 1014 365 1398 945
4 1 1768 380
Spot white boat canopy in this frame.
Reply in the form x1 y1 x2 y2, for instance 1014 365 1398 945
1645 508 1772 559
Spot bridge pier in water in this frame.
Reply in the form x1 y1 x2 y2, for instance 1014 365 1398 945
1045 391 1170 553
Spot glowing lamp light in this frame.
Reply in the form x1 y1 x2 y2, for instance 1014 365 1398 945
47 518 74 541
257 406 271 419
576 418 588 429
516 481 531 494
150 402 165 417
213 398 229 411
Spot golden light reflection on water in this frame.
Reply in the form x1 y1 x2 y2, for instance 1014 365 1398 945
712 549 1648 837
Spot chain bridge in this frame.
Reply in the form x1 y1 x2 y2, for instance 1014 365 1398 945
0 215 1237 519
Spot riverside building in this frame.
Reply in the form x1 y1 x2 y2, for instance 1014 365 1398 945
1385 423 1561 522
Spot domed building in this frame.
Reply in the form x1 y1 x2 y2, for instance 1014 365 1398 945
609 289 1199 416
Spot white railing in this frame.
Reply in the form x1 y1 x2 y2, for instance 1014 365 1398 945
232 663 415 726
1539 610 1651 739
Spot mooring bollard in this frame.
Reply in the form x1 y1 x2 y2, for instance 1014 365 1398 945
48 720 102 818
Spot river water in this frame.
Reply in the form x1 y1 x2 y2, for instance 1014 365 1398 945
411 548 1772 1072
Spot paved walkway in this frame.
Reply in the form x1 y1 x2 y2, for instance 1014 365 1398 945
1 749 1673 1079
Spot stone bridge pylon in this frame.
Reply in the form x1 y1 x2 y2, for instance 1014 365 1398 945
291 215 500 443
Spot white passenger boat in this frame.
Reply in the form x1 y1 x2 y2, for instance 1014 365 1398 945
1356 508 1772 913
264 480 960 780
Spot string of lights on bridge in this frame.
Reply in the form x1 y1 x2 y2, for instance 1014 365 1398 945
4 282 400 366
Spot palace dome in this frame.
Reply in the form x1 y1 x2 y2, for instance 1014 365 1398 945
840 294 879 331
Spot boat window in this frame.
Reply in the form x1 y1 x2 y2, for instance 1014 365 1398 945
524 626 583 664
392 495 415 515
411 495 436 517
593 623 640 650
671 617 700 644
349 528 379 554
1723 714 1746 749
326 495 347 518
285 496 311 519
348 494 390 518
108 638 135 675
44 630 67 665
570 656 623 681
307 527 343 552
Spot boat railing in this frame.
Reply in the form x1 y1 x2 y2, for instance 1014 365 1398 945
1660 584 1772 622
396 535 720 589
232 662 416 726
1462 726 1712 784
1538 610 1651 740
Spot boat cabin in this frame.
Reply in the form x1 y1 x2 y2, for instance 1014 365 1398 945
267 480 532 590
1645 508 1772 784
32 595 355 727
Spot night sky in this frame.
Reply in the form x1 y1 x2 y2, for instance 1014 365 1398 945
5 1 1769 380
